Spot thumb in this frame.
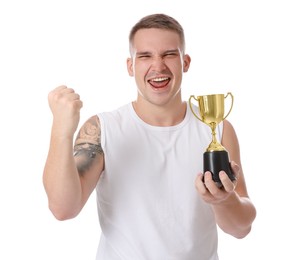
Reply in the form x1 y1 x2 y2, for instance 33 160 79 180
230 161 240 180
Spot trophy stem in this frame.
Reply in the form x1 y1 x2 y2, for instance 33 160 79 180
211 123 217 144
206 122 225 152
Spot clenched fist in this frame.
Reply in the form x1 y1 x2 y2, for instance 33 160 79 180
48 85 83 138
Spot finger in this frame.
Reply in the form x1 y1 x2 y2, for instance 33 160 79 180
73 99 83 110
61 88 81 102
230 161 240 182
55 88 81 102
204 171 224 196
51 86 76 97
195 173 207 194
53 85 68 91
48 85 65 99
67 92 81 101
203 171 214 188
61 87 76 94
219 171 235 192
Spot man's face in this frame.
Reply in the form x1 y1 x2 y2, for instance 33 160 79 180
127 28 190 107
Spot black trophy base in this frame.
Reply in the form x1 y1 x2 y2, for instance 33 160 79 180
203 150 236 187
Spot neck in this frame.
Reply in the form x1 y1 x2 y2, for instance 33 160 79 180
132 99 187 127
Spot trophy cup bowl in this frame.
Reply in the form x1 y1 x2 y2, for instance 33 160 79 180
189 92 236 187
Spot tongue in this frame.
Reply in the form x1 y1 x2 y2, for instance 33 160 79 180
150 79 169 88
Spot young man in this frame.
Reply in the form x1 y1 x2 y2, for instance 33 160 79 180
43 13 256 260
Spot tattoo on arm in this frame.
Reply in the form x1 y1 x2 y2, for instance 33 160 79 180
73 116 103 175
74 143 103 158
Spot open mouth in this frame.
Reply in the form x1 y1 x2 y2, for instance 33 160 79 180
148 77 170 89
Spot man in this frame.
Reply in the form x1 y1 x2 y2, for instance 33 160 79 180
43 13 256 260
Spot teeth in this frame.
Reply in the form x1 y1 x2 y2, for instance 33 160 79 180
152 77 168 82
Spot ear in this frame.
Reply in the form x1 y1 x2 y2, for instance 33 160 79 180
183 54 191 73
127 58 134 77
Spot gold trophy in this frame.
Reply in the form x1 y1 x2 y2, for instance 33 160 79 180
189 92 235 187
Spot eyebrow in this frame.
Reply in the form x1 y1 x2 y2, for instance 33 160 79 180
136 51 151 56
164 49 180 54
136 49 180 56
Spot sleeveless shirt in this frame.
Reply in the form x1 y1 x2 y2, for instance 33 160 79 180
95 102 223 260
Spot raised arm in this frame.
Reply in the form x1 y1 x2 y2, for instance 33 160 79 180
43 86 103 220
195 120 256 238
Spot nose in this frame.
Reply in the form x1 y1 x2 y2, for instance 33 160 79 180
151 56 167 71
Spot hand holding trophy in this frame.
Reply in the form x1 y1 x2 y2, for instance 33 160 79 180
189 93 236 187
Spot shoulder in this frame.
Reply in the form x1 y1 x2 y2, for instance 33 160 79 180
98 103 131 118
222 119 239 147
83 115 101 132
75 115 101 145
223 119 237 139
222 119 240 159
97 103 133 127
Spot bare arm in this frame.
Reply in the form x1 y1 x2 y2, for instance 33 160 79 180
195 120 256 238
43 86 103 220
73 115 104 212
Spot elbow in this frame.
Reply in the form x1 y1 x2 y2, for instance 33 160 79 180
48 203 80 221
230 211 257 239
221 210 257 239
221 224 252 239
232 226 252 239
52 212 75 222
234 203 257 239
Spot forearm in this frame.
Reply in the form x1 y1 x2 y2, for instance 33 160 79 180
213 192 256 238
43 134 82 220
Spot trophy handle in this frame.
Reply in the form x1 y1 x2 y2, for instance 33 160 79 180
189 95 204 122
223 92 234 120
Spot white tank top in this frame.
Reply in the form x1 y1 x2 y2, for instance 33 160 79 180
96 102 222 260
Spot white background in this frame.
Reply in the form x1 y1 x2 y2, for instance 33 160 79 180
0 0 298 259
